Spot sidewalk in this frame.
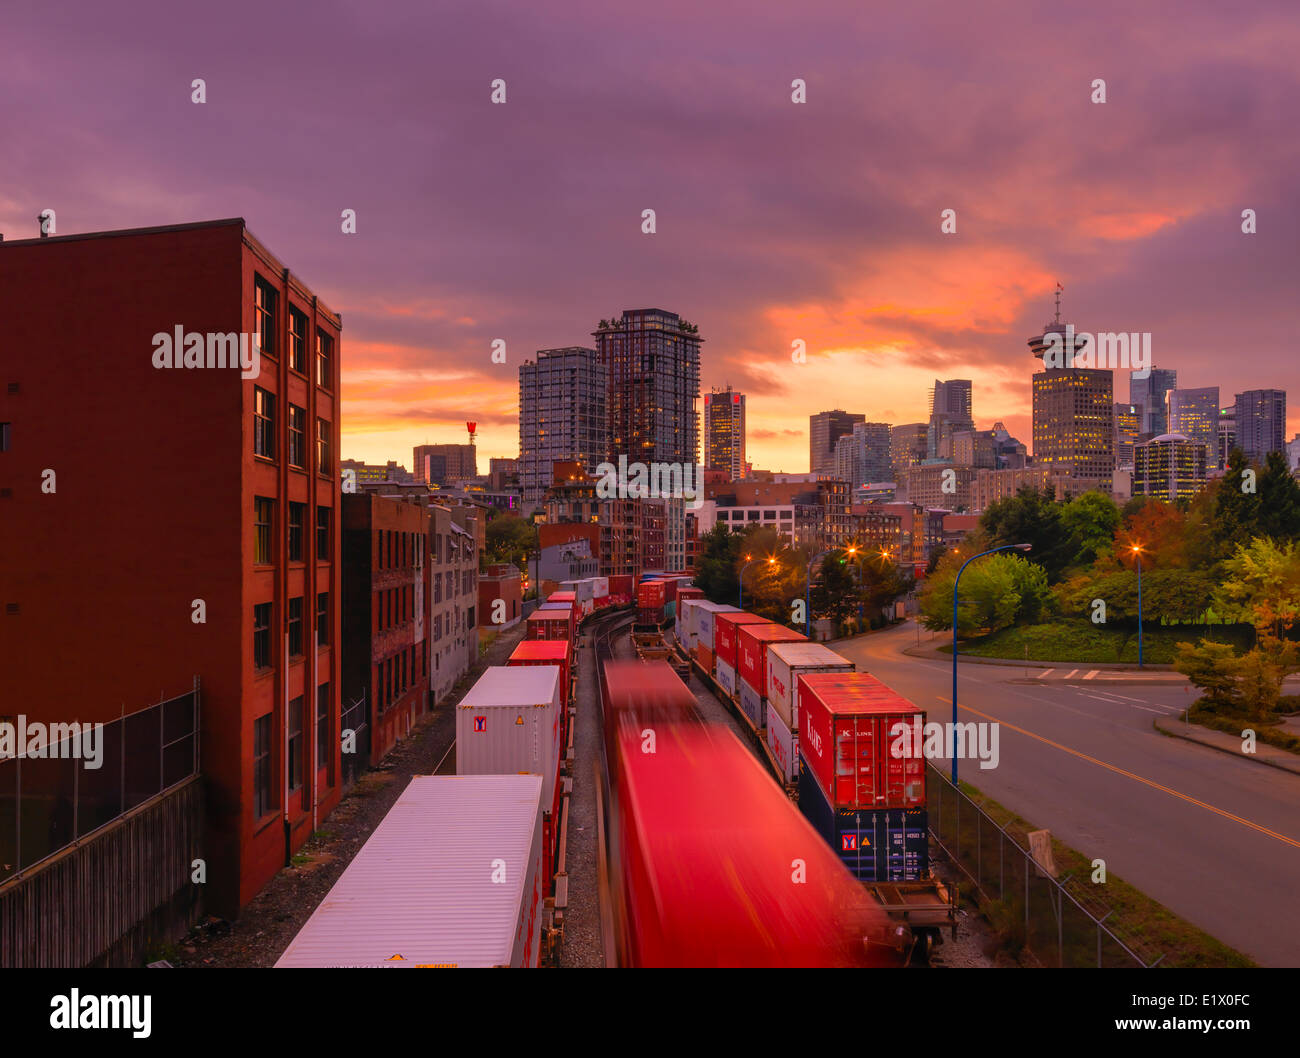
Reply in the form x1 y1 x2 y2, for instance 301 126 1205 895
1153 715 1300 777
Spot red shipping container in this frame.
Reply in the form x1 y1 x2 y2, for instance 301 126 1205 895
507 639 572 704
609 574 634 605
636 581 666 609
613 723 892 967
798 672 926 810
736 624 806 699
713 612 771 671
549 591 576 604
526 608 574 649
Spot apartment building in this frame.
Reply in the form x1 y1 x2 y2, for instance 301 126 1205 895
0 219 342 915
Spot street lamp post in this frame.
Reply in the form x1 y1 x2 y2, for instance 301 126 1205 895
1132 544 1144 669
951 543 1032 784
805 548 837 637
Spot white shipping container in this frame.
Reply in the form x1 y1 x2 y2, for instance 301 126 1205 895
766 642 855 732
457 667 562 814
590 576 609 599
676 597 704 646
739 680 764 733
562 579 595 602
695 602 738 655
715 658 736 699
766 701 797 784
275 774 545 968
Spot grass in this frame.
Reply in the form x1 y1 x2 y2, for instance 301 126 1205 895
1184 696 1300 755
947 775 1255 968
945 618 1255 665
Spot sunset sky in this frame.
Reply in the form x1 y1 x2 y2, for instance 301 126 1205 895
4 0 1297 471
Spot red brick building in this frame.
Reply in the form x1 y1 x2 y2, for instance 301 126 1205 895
478 563 523 629
0 219 343 916
342 493 430 768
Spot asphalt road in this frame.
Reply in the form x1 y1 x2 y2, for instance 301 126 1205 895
830 622 1300 967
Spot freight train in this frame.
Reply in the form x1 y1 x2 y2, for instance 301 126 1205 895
674 595 957 956
598 659 901 967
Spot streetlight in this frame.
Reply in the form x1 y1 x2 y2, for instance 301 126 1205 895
804 547 842 637
1131 543 1144 669
951 543 1032 784
739 553 778 609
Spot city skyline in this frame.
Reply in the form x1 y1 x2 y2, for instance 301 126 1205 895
3 2 1298 472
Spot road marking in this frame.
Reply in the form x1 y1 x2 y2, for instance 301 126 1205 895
1040 669 1054 678
1081 693 1116 703
1064 669 1078 679
935 697 1300 850
1098 691 1145 702
1084 669 1099 680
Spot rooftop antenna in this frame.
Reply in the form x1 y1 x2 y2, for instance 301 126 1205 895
1054 281 1063 325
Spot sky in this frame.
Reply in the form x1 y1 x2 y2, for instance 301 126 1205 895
3 0 1298 472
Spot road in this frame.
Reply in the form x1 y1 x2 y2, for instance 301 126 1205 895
830 621 1300 967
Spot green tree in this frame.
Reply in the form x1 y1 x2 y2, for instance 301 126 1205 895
978 488 1070 582
918 553 1049 637
1257 451 1300 541
1213 537 1300 641
1059 491 1121 570
811 553 858 627
1207 449 1260 561
484 513 537 571
1173 640 1242 709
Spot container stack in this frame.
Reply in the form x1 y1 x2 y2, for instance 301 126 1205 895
735 622 807 735
765 642 855 784
457 666 565 892
711 611 771 699
796 671 929 882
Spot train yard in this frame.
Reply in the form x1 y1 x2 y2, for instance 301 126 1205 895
273 573 983 968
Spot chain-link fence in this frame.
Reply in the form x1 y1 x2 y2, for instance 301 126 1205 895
0 686 199 885
926 763 1158 968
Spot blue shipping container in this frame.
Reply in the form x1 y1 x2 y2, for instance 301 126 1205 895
798 754 928 882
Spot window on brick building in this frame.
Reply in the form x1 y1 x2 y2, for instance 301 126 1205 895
254 497 274 564
254 714 273 816
254 387 275 460
288 597 304 658
288 405 306 468
288 307 308 374
288 502 305 562
253 602 272 671
254 276 278 357
287 696 304 792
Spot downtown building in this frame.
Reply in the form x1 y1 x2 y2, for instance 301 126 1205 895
412 442 478 485
0 219 343 919
927 379 974 460
833 421 893 490
1234 389 1287 465
1029 313 1115 494
1130 367 1177 435
518 346 608 505
1134 433 1208 502
702 385 746 481
594 309 700 571
1166 387 1219 467
810 410 865 475
890 422 929 479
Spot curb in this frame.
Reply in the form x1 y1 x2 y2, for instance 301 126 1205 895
1152 715 1300 777
899 642 1177 672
